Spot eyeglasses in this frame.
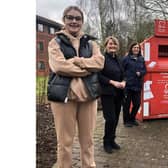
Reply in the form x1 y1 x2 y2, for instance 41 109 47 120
64 15 82 21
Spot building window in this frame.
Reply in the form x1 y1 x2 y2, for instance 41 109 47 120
37 61 45 70
38 23 43 32
49 27 55 34
158 45 168 57
37 42 44 51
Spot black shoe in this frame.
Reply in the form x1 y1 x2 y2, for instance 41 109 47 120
131 120 139 126
124 122 133 127
104 145 113 153
111 141 120 150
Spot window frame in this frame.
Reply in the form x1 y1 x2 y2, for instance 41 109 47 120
38 23 43 32
49 27 55 34
37 41 44 52
37 61 45 70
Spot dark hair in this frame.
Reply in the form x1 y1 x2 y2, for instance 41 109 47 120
62 6 84 23
128 42 141 56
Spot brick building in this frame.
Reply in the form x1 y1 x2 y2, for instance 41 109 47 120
36 15 63 76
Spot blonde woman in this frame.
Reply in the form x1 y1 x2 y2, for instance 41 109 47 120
99 36 126 153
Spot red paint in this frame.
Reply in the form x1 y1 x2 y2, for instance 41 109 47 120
137 19 168 121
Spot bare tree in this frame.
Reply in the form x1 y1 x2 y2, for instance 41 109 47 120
139 0 168 19
76 0 101 38
76 0 163 55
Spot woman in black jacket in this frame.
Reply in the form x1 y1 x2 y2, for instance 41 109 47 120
99 36 126 153
122 42 146 127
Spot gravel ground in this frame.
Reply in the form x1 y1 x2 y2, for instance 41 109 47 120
36 104 168 168
36 105 57 168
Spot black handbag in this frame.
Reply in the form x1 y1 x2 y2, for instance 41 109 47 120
47 72 71 102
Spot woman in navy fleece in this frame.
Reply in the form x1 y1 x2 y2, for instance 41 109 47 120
122 42 146 127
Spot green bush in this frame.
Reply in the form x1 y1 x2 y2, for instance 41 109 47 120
36 76 48 104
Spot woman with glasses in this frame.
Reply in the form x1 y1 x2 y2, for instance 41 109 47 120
48 6 104 168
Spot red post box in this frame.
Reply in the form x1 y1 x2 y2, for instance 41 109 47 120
136 19 168 121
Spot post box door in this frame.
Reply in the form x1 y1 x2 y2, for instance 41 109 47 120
150 73 168 115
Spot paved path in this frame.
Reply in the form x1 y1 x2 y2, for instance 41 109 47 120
53 110 168 168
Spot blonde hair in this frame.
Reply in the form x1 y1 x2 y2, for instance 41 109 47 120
104 36 120 52
62 6 84 23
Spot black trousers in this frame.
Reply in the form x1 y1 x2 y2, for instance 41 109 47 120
101 95 122 146
123 90 141 123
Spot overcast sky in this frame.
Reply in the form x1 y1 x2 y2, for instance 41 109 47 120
36 0 78 23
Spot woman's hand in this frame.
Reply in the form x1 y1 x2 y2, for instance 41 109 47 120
109 80 126 89
73 56 82 67
136 71 141 77
119 81 126 89
109 80 120 88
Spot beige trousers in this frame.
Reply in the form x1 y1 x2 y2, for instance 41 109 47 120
51 100 97 168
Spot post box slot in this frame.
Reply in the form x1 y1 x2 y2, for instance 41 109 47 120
158 45 168 57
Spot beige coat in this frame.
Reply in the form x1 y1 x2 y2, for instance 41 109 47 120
48 30 104 102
